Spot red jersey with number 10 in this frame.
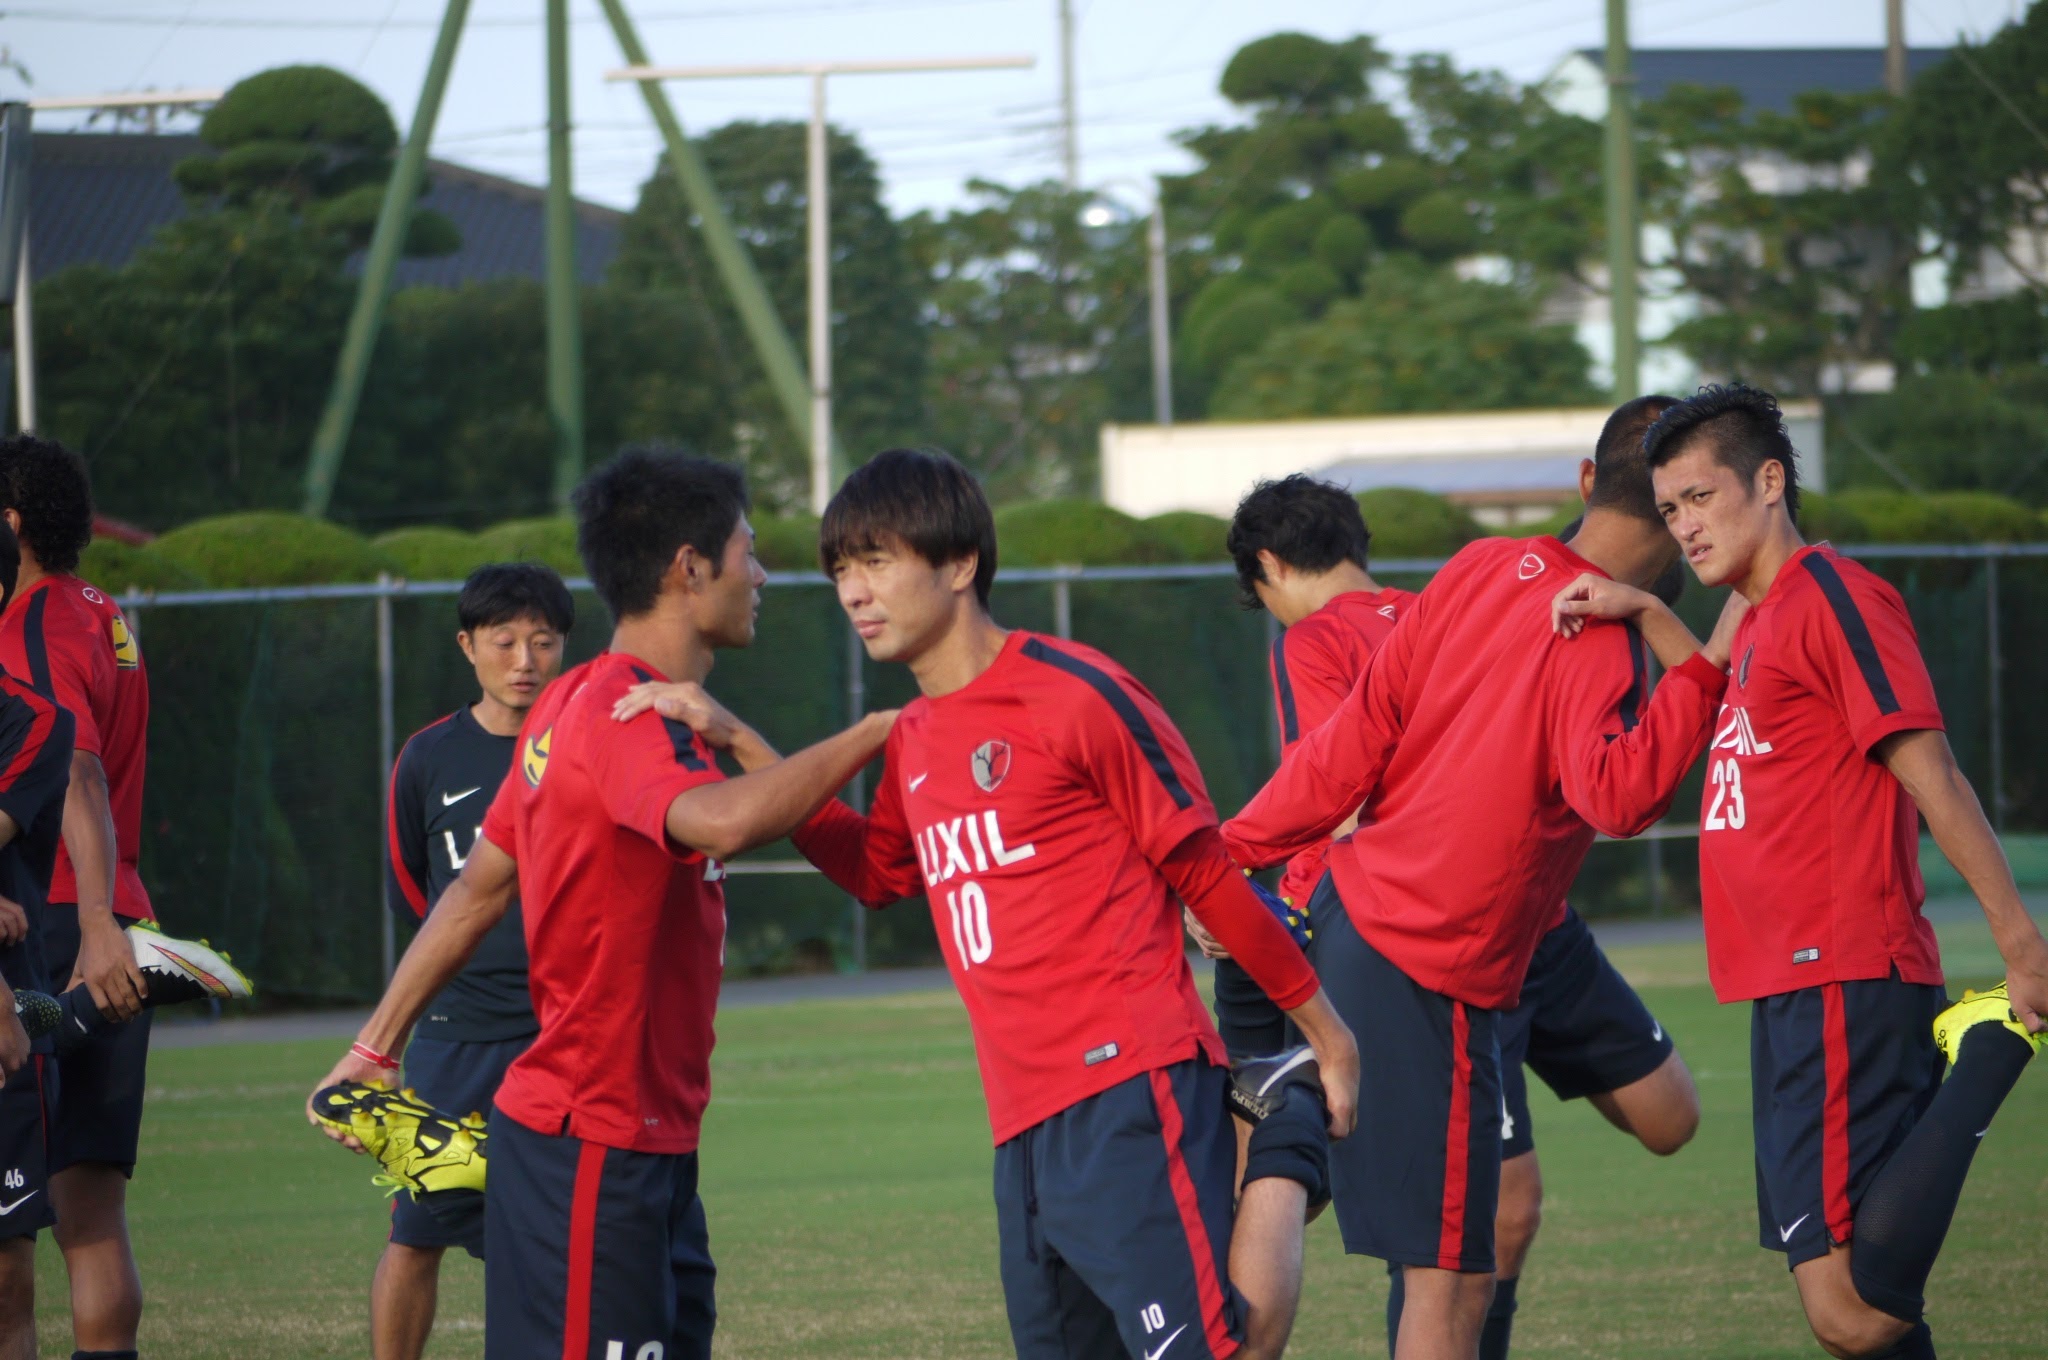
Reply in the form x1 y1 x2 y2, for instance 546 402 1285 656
794 630 1317 1144
0 575 152 919
1698 545 1945 1003
480 651 728 1154
1268 588 1413 906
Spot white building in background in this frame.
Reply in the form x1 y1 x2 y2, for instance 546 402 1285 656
1099 403 1825 527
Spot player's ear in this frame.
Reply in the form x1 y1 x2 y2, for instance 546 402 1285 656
456 630 477 666
947 551 978 596
1577 458 1596 504
1757 457 1785 507
1255 549 1285 587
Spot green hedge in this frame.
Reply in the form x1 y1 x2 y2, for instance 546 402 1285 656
152 512 397 586
1356 487 1486 558
472 517 580 576
754 515 822 573
77 540 206 592
1143 511 1232 562
373 527 491 581
995 500 1185 566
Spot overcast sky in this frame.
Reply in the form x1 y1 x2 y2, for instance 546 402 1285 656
2 0 2028 218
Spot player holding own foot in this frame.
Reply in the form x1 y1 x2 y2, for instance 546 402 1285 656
1555 384 2048 1360
371 564 572 1360
310 450 896 1360
1202 463 1701 1360
1222 420 1743 1360
621 448 1360 1360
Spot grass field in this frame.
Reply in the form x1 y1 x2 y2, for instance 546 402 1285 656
53 907 2048 1359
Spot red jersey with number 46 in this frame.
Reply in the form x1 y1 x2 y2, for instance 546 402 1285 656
794 630 1317 1144
1699 545 1945 1003
0 575 152 920
481 652 728 1154
1269 588 1413 906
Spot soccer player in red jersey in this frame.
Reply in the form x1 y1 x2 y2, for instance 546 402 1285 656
1557 385 2048 1360
1210 465 1702 1360
311 450 895 1360
0 435 249 1360
1222 409 1744 1360
622 448 1360 1360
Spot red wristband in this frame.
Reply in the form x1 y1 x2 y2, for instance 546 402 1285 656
350 1041 400 1072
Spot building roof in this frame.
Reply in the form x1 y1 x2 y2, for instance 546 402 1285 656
1569 47 1954 115
26 132 623 287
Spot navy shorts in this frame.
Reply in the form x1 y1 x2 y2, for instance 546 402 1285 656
995 1058 1257 1360
0 1056 54 1241
1305 875 1501 1274
482 1109 716 1360
1211 957 1293 1061
1498 907 1674 1160
1751 977 1946 1269
390 1034 531 1255
42 906 149 1176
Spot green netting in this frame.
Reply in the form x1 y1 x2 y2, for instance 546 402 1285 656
120 551 2048 1004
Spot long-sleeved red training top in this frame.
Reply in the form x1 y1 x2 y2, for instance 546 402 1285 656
1222 535 1728 1010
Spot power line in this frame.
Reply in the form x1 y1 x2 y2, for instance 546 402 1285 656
2 0 1018 29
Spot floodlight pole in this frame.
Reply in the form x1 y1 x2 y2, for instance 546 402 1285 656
544 0 584 507
608 53 1034 514
1602 0 1640 401
1147 197 1171 425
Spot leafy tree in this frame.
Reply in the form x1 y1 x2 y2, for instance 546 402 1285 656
612 120 925 503
1208 257 1598 418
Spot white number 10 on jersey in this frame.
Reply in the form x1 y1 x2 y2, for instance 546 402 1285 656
946 881 994 966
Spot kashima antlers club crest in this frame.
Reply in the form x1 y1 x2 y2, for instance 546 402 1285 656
971 739 1012 793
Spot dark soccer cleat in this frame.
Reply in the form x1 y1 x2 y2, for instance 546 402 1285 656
11 990 59 1041
129 921 253 1006
1227 1045 1324 1124
1245 872 1312 950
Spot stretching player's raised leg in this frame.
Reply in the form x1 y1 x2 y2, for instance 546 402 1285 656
1586 1050 1699 1156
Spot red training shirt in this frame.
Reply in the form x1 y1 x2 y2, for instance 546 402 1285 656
1269 588 1413 906
1225 536 1726 1009
1698 544 1945 1002
794 630 1317 1144
0 575 153 919
481 652 728 1154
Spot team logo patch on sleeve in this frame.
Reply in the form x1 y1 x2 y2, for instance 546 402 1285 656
970 739 1011 793
109 614 140 670
521 726 552 787
1517 553 1545 581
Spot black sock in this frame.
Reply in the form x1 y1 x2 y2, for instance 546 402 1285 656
1866 1321 1937 1359
1852 1022 2033 1322
1479 1274 1518 1360
73 1349 140 1360
1384 1263 1403 1359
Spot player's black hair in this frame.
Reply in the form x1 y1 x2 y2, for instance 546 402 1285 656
0 434 93 576
0 518 21 614
1585 394 1678 526
1226 474 1372 610
571 446 749 620
1642 383 1802 519
819 448 997 606
457 562 575 635
1555 513 1684 605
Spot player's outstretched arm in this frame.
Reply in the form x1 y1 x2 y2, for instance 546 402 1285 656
306 835 518 1150
1551 573 1748 670
1882 729 2048 1031
663 711 897 863
59 751 147 1022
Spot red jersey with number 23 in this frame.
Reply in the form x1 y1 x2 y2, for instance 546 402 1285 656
480 652 728 1153
0 575 152 919
1699 545 1945 1003
1268 589 1413 906
795 630 1316 1144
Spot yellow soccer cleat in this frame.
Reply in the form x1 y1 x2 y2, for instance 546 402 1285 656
1932 983 2044 1066
312 1081 488 1198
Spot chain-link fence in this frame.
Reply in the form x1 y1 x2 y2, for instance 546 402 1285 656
117 544 2048 1006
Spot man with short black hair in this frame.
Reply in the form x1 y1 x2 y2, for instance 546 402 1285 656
313 448 894 1360
620 447 1362 1360
1559 383 2048 1359
371 562 573 1360
1224 403 1744 1359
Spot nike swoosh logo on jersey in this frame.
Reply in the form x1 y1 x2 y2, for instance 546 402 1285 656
1143 1324 1188 1360
442 788 481 806
1651 1019 1663 1042
0 1190 36 1216
1778 1213 1809 1242
908 773 930 791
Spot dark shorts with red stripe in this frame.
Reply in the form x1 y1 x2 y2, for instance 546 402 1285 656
1498 907 1674 1160
1305 874 1501 1274
42 906 150 1176
1750 976 1946 1269
995 1058 1250 1360
482 1109 716 1360
390 1034 532 1256
0 1055 54 1240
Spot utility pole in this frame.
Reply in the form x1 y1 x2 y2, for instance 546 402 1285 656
1603 0 1639 402
1885 0 1908 97
609 54 1033 513
1058 0 1079 189
303 0 468 518
1147 198 1171 425
543 0 584 507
